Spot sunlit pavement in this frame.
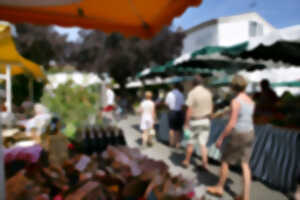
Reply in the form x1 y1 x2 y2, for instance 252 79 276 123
119 115 287 200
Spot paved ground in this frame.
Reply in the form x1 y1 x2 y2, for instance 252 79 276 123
119 115 288 200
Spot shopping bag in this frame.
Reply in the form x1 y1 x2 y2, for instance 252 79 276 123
149 128 156 136
183 128 192 140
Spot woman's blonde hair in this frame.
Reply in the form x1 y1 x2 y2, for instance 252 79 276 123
231 75 248 92
145 91 153 99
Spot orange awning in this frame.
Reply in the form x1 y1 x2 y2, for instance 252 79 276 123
0 0 202 39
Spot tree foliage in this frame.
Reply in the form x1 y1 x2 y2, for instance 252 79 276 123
14 24 69 69
71 28 185 87
14 24 185 86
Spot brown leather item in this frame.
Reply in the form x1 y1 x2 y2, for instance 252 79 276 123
6 170 33 200
65 181 99 200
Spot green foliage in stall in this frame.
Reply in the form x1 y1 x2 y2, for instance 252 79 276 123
41 80 101 138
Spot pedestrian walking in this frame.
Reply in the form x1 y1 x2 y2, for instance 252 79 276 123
139 91 156 147
207 75 255 200
102 83 116 126
165 83 185 148
182 75 213 170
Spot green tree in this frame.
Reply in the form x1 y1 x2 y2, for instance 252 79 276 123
14 24 185 88
14 24 69 69
70 28 185 88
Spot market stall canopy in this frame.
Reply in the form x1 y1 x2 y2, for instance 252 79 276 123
0 0 202 39
209 76 232 87
0 24 46 80
224 25 300 65
172 43 266 72
136 62 174 79
126 76 194 88
271 81 300 87
136 62 214 79
136 43 265 79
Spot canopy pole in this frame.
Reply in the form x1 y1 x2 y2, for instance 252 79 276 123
29 77 34 101
101 83 106 109
0 118 5 200
6 64 12 113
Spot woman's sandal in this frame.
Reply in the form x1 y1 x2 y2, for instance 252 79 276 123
181 161 190 169
206 187 223 197
234 195 243 200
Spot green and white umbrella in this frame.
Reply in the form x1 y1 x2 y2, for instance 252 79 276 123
176 25 300 66
271 81 300 88
136 62 172 79
225 25 300 65
136 43 265 79
137 25 300 79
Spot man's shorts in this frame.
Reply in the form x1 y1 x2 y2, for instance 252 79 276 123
186 119 210 146
168 110 184 131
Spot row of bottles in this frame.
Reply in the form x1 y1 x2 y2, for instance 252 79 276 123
78 126 126 155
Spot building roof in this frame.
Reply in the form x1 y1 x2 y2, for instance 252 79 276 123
185 12 275 34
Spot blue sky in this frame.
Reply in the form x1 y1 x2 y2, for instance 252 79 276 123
56 0 300 41
172 0 300 30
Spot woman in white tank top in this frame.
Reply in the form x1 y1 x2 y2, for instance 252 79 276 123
139 91 156 147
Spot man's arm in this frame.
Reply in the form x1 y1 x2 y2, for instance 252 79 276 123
165 92 171 109
184 106 192 128
184 92 193 128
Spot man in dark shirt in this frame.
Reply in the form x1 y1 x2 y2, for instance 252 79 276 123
256 79 278 114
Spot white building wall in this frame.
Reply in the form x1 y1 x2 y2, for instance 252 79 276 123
182 25 218 54
217 21 250 46
182 13 275 54
250 14 274 35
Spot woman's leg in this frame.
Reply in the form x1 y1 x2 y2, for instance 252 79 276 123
148 127 154 146
207 162 229 196
240 161 251 200
142 130 149 146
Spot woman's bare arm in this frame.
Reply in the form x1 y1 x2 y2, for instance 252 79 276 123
219 99 240 139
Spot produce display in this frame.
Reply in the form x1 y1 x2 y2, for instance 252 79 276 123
254 93 300 130
4 123 199 200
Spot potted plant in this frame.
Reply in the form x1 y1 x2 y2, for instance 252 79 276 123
41 80 100 139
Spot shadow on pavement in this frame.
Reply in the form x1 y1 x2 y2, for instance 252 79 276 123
132 124 140 132
194 167 237 199
135 138 142 146
169 150 237 198
169 151 186 167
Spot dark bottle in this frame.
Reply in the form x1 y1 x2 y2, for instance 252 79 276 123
117 128 126 146
81 127 87 153
89 126 97 154
101 127 109 151
84 126 93 155
94 126 102 153
109 127 117 146
105 127 113 147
